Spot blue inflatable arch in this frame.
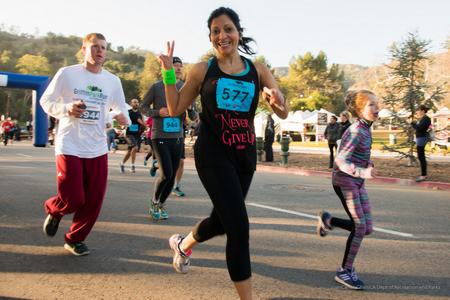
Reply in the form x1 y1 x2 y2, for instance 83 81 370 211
0 72 50 147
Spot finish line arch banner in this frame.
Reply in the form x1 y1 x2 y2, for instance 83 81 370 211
0 72 50 147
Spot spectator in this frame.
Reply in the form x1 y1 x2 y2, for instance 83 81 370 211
324 115 339 168
264 114 275 161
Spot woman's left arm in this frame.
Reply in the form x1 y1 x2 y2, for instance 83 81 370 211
255 62 289 119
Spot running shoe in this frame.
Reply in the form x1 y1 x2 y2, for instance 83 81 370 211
149 201 161 220
149 161 158 177
159 204 169 220
43 214 60 237
143 159 147 166
64 241 90 256
334 267 364 290
317 210 332 237
119 162 125 174
169 234 191 274
172 187 185 197
131 165 136 173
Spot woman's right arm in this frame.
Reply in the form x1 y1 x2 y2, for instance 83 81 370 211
158 41 206 117
165 62 206 116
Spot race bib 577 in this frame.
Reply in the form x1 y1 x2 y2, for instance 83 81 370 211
216 78 255 112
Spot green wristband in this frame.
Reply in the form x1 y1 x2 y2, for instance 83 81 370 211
162 68 177 85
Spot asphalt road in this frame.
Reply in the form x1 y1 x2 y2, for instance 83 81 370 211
0 142 449 299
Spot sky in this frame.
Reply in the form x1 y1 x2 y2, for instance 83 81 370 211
0 0 449 67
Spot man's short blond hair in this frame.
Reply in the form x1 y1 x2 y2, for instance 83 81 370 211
83 33 106 45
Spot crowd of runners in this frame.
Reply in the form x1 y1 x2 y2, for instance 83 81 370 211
27 6 434 300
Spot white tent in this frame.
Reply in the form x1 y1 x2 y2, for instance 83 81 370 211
302 109 336 124
254 112 268 137
433 107 450 118
378 108 394 119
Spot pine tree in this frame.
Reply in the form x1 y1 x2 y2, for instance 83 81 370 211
382 33 446 165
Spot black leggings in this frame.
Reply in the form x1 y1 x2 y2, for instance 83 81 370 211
417 145 427 176
193 165 254 282
145 143 154 161
328 143 337 168
151 138 182 204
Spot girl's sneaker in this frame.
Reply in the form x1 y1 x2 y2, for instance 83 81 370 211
334 267 364 290
159 204 169 220
169 234 192 274
149 201 161 220
317 210 332 237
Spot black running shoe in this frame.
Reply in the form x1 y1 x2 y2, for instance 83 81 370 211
43 214 60 237
64 242 90 256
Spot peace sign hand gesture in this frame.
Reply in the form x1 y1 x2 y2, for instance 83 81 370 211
158 41 175 70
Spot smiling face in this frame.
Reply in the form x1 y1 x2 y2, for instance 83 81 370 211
82 38 107 67
209 14 240 56
360 94 379 122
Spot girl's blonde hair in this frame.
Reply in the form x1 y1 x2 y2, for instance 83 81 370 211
344 90 375 117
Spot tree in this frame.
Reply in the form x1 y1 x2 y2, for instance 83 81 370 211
15 54 51 75
0 50 15 71
103 60 139 100
281 51 345 113
382 32 446 165
139 52 161 99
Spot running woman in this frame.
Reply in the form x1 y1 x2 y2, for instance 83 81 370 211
40 33 130 256
141 56 185 220
317 90 379 290
158 7 288 300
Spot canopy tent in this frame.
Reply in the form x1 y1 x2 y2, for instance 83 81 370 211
378 108 394 119
254 112 268 137
433 107 450 118
302 108 336 124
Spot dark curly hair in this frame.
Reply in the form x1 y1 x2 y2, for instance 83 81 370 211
417 105 429 113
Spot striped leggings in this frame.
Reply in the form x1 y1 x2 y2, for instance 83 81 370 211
331 179 373 270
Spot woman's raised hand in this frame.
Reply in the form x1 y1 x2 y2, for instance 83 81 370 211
158 41 175 70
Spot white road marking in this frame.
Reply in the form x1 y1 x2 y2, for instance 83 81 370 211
17 153 33 158
247 202 415 238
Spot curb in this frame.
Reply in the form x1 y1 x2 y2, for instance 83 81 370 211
255 164 450 191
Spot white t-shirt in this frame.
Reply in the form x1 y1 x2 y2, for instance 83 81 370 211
40 64 131 158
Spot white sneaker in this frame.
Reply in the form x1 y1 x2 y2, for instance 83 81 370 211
169 234 191 274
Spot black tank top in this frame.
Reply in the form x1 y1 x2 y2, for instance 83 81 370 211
194 56 260 172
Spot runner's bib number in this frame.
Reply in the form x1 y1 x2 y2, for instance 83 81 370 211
128 124 139 132
78 104 100 125
163 117 181 133
216 78 255 112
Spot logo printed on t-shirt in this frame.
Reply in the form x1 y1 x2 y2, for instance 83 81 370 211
216 112 255 147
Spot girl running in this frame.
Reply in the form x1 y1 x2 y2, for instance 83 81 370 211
317 90 379 290
158 7 288 299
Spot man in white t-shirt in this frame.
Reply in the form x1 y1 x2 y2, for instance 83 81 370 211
40 33 130 256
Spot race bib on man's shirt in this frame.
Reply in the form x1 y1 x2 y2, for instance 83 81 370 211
163 117 181 133
78 103 100 125
129 124 139 132
216 78 255 112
